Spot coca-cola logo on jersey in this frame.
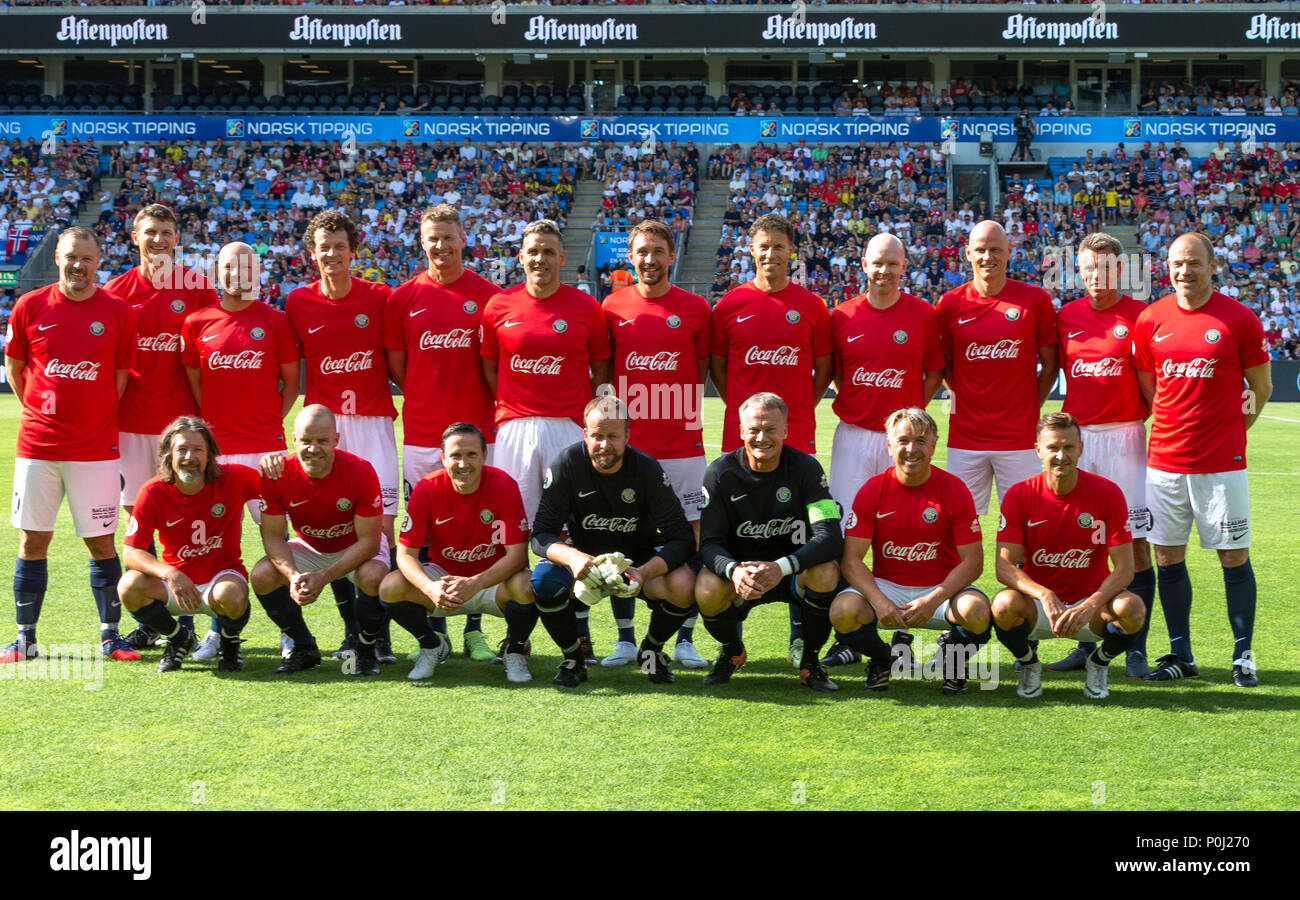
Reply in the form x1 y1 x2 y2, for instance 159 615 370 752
624 351 680 372
1161 357 1217 379
1031 548 1093 569
137 333 181 353
851 367 905 389
964 339 1022 361
737 517 798 539
1070 357 1125 378
582 514 639 532
442 543 497 563
208 349 266 370
418 329 474 351
880 540 940 562
300 523 355 540
510 355 564 375
319 351 374 375
178 535 224 560
742 346 800 366
43 359 101 380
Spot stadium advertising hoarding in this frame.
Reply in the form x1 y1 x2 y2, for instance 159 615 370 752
4 7 1300 52
13 115 1300 146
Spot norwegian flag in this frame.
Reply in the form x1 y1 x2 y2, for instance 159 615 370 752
4 224 31 263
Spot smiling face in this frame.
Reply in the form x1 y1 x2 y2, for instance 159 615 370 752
293 416 338 480
965 223 1009 289
628 231 674 290
441 433 485 494
133 216 177 274
1167 234 1216 307
739 403 787 470
1035 425 1082 483
887 418 936 481
862 236 906 295
56 233 100 299
421 218 465 278
584 411 629 474
169 429 209 490
310 228 353 281
749 228 792 286
519 230 566 294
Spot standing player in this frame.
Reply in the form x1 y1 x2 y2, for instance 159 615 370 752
526 395 698 686
710 213 832 666
830 408 990 695
600 219 711 669
937 220 1058 516
118 417 261 673
695 393 844 691
108 203 217 651
992 412 1145 700
250 405 389 677
385 205 499 662
1048 233 1155 677
181 241 299 659
380 423 534 682
1133 232 1272 687
4 227 139 664
286 210 397 664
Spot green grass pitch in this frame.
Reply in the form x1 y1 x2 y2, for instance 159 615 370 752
1 394 1297 810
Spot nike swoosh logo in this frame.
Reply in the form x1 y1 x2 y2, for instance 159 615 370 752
289 500 309 507
17 600 33 608
579 490 596 498
1153 332 1172 342
846 335 863 343
617 319 635 327
957 316 977 325
166 518 183 527
409 309 427 318
502 319 522 328
200 333 220 342
435 516 455 525
876 511 895 519
1028 519 1047 527
1067 331 1085 339
308 326 325 334
38 324 57 332
730 494 747 501
737 315 755 323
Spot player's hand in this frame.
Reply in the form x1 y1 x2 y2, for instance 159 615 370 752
1039 591 1069 635
258 452 285 480
166 571 203 612
874 598 909 629
620 565 646 598
745 561 782 596
431 578 466 612
1054 601 1095 639
441 575 474 603
570 556 597 584
291 571 327 605
900 594 939 629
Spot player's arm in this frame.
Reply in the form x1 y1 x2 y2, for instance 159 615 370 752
1243 361 1272 430
459 541 528 597
840 535 906 628
811 354 833 405
116 368 129 399
124 501 203 610
278 361 300 420
698 478 739 581
1137 369 1156 407
480 356 498 397
1036 343 1059 407
996 540 1065 623
903 541 982 628
314 513 382 586
695 357 710 389
708 353 728 405
1058 541 1134 638
386 348 406 389
395 544 448 606
4 358 26 408
590 358 612 395
923 368 944 404
185 365 202 405
258 511 303 596
532 474 595 581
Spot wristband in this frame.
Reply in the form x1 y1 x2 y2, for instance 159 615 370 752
777 556 795 577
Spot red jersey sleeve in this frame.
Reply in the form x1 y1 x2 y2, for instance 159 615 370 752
115 304 138 371
181 316 200 368
587 298 612 363
398 480 431 549
1034 291 1058 348
4 297 28 362
1235 308 1270 370
997 483 1026 546
273 310 300 364
356 463 383 518
382 287 404 352
810 299 832 357
497 476 530 545
950 478 982 546
923 305 945 371
1132 309 1155 372
233 464 264 507
125 484 156 551
259 472 286 517
694 306 712 361
936 290 957 362
845 476 883 541
479 299 499 359
709 298 731 357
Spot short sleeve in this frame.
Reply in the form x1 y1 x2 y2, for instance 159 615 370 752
1235 307 1270 370
586 296 612 363
259 472 286 517
399 480 431 549
4 296 28 362
274 311 300 364
1034 290 1057 347
809 296 832 357
693 301 711 361
180 316 200 367
355 461 383 518
479 298 499 359
949 478 982 546
124 485 155 551
496 474 530 545
921 303 945 371
845 479 876 540
709 298 730 356
382 286 405 352
115 303 138 370
997 484 1026 546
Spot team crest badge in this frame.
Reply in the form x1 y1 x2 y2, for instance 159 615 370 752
337 498 352 511
170 299 186 314
776 487 791 503
211 503 226 518
89 321 105 336
666 315 681 329
922 506 938 523
1114 324 1129 339
355 314 370 328
250 327 266 340
480 509 494 523
463 301 477 314
1077 512 1094 528
543 468 553 489
621 488 636 504
844 509 857 530
553 319 568 333
1205 328 1221 344
1004 308 1021 321
893 330 908 344
785 310 801 324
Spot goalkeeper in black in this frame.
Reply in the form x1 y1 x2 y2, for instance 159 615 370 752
697 392 845 691
524 394 697 687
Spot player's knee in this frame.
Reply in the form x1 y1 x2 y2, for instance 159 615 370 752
802 561 839 593
661 567 696 609
694 569 730 614
500 568 533 606
210 579 249 617
84 535 118 560
354 561 387 596
991 589 1022 623
1218 548 1250 569
530 562 574 610
956 592 992 631
17 530 54 559
117 571 150 610
829 591 868 631
249 557 283 595
378 568 413 605
1152 543 1186 567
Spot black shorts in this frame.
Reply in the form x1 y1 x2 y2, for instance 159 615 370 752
732 574 850 620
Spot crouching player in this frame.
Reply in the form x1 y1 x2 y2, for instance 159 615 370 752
118 417 261 673
695 392 844 691
830 407 990 695
251 405 389 677
379 422 533 681
527 394 697 687
993 412 1146 699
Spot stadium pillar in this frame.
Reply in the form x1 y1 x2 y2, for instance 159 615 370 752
1264 54 1283 100
43 57 62 99
932 58 949 95
707 57 725 97
483 55 504 98
264 58 283 99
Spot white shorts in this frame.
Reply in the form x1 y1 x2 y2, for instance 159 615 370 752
11 457 120 537
119 432 162 507
659 455 707 522
418 562 506 618
946 447 1041 515
287 534 390 586
402 442 496 501
829 423 892 517
1025 594 1104 643
337 415 399 517
218 451 284 525
1080 421 1151 537
495 416 583 526
165 568 247 618
838 577 986 631
1146 467 1251 550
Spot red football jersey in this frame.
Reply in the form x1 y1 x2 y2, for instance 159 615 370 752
831 291 944 431
1057 295 1149 426
126 464 262 583
260 449 383 554
1133 291 1270 474
383 268 498 447
937 279 1057 451
480 284 611 427
603 284 711 460
5 284 136 461
180 301 299 455
711 280 832 453
845 465 981 587
399 465 529 577
108 265 217 435
997 470 1130 604
286 277 395 419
